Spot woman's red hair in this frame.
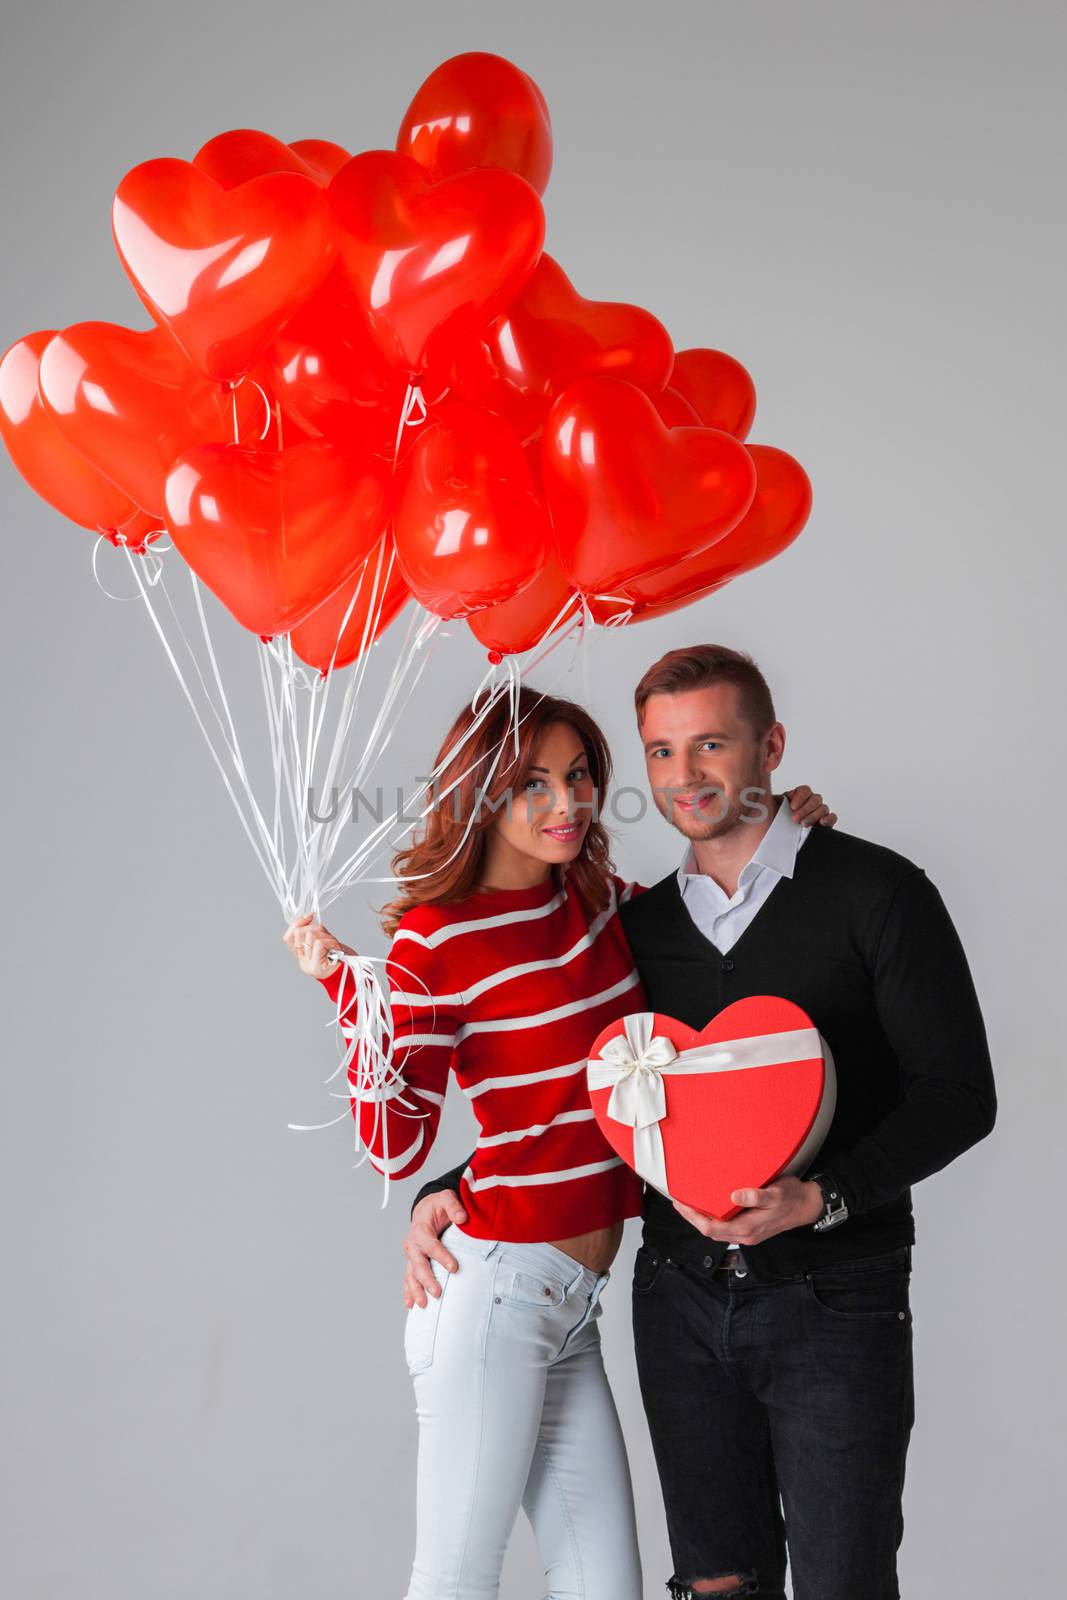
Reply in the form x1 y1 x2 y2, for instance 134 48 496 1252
379 685 616 937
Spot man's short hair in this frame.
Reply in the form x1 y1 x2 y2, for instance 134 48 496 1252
634 644 777 737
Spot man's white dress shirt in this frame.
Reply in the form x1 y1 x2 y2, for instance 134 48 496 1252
676 795 811 953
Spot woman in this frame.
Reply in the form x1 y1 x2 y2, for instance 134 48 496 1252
284 685 831 1600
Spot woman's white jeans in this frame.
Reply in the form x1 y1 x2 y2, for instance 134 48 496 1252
402 1224 642 1600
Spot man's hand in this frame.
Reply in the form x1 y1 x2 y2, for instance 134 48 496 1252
403 1189 468 1308
672 1176 824 1246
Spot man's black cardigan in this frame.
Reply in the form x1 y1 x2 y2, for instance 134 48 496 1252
413 825 997 1279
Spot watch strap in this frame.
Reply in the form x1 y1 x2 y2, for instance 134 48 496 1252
811 1171 849 1232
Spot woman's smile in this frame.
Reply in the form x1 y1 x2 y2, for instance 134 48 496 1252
541 821 584 841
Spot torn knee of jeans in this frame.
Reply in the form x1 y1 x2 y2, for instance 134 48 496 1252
667 1571 759 1598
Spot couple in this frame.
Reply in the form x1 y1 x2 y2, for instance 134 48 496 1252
285 643 996 1600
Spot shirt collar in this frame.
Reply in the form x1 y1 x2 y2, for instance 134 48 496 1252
677 795 810 889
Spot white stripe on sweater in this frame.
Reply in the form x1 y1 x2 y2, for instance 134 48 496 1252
392 891 567 949
394 1032 457 1050
388 897 618 1011
462 1059 587 1098
461 1156 624 1192
347 1078 414 1104
388 990 465 1009
455 970 641 1041
368 1126 424 1175
341 1024 456 1051
476 1108 596 1149
454 896 620 1002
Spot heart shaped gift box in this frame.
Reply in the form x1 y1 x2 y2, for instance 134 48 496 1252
586 996 836 1221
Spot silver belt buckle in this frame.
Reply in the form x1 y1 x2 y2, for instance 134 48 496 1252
722 1248 748 1278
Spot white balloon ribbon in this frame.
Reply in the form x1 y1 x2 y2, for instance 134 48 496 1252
586 1012 833 1196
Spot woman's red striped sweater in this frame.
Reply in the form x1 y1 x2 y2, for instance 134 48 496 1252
318 870 648 1242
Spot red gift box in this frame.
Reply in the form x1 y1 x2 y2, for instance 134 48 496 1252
586 996 836 1220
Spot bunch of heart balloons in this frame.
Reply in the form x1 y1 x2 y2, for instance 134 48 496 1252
0 49 811 674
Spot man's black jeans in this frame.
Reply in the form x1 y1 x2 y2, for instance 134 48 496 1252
632 1242 915 1600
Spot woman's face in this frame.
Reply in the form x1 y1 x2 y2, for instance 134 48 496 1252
489 720 595 868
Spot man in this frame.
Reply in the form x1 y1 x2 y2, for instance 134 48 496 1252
404 644 996 1600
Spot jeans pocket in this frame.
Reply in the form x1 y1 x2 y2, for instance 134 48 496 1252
403 1259 450 1373
500 1267 567 1310
632 1246 664 1296
806 1260 911 1323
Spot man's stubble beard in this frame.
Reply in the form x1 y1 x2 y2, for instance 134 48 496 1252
662 763 771 844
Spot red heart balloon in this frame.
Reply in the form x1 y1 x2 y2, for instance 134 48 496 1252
194 129 351 190
488 254 674 402
651 385 701 427
290 538 411 671
439 336 547 446
112 158 336 382
241 367 319 449
164 438 391 635
288 140 351 185
0 331 143 534
588 998 834 1220
38 322 260 517
467 551 578 655
620 580 731 626
395 402 550 618
670 348 757 440
626 445 812 613
194 129 315 188
266 265 406 454
542 378 757 594
329 151 545 375
397 51 553 195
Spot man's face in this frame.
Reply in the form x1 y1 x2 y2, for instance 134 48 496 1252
639 684 784 843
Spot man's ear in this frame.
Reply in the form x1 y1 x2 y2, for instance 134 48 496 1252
763 721 786 773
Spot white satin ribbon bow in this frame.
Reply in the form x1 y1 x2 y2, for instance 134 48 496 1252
586 1012 834 1197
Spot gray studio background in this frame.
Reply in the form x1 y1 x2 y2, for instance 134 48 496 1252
2 3 1063 1595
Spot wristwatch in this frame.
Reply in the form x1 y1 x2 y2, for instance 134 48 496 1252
810 1172 849 1232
